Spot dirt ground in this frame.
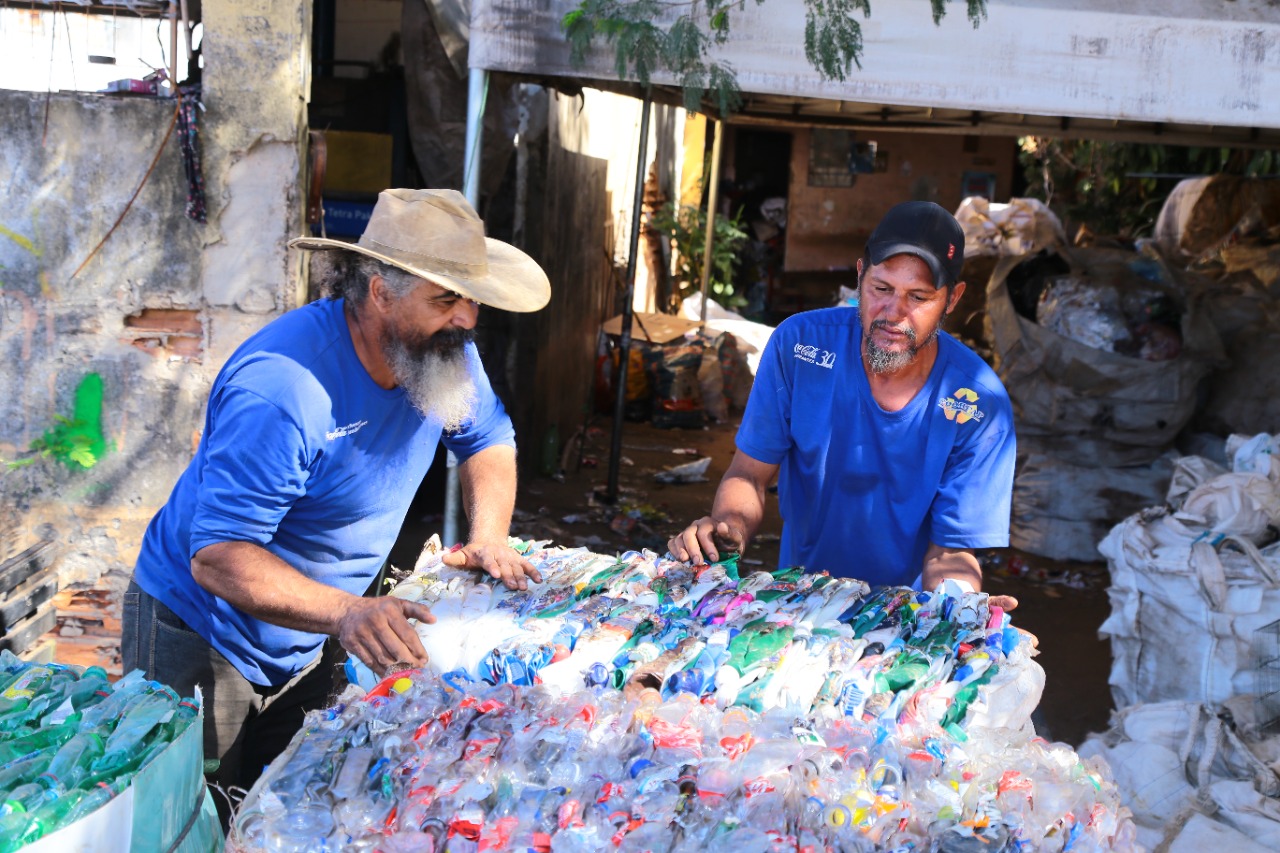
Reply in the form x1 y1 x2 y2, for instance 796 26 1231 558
504 414 1116 749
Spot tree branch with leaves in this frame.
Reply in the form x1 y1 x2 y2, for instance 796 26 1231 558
563 0 986 114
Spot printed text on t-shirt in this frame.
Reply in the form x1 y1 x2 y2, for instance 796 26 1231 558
326 420 369 441
793 343 837 369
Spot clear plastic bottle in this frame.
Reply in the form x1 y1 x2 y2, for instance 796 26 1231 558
38 731 104 792
92 686 180 774
0 751 52 791
0 781 53 818
99 686 181 753
63 776 127 824
76 670 150 730
0 720 79 767
263 803 337 852
0 665 65 723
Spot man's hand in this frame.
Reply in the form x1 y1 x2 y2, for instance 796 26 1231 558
982 593 1040 649
336 596 436 675
668 517 746 564
988 594 1019 612
442 541 543 590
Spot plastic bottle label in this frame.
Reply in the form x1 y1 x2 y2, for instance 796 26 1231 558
2 668 49 701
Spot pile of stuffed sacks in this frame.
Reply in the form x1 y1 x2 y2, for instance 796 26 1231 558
228 542 1138 852
1091 433 1280 851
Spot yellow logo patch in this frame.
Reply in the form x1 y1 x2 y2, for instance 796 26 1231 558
938 387 985 425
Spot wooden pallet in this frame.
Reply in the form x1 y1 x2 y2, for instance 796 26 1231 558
0 539 59 657
0 603 57 655
0 540 58 596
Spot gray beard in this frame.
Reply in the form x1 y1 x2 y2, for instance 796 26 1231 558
863 318 943 375
382 330 478 431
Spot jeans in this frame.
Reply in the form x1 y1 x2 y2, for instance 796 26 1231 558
121 578 340 825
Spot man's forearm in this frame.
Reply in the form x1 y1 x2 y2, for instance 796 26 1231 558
456 444 518 543
921 544 983 592
191 541 360 634
711 473 768 548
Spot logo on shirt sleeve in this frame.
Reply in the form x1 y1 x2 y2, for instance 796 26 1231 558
938 388 984 425
794 343 837 369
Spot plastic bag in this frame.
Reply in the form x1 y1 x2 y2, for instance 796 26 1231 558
644 341 706 429
955 196 1066 258
1035 275 1133 353
696 331 730 423
987 248 1223 466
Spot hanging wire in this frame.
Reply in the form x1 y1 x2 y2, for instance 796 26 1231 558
42 3 57 144
70 100 180 280
59 4 75 91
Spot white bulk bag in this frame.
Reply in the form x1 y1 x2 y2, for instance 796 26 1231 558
1175 471 1280 542
1099 511 1280 708
1080 698 1280 853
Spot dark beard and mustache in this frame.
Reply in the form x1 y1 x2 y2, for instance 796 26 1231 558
863 315 945 374
381 325 479 431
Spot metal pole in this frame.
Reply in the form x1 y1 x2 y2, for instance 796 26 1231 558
168 4 179 93
446 67 489 545
463 69 487 204
698 120 724 324
604 93 653 504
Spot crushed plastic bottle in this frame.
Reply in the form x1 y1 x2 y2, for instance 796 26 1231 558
224 542 1132 853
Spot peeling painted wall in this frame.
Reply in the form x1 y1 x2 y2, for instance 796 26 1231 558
0 0 309 673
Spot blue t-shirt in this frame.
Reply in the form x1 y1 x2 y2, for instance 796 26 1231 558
134 298 515 686
735 307 1014 586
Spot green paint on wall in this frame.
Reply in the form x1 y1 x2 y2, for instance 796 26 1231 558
28 373 109 470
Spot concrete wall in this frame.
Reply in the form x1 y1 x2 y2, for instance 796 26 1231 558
0 0 309 672
784 128 1017 271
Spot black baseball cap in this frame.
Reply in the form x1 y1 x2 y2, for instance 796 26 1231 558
865 200 964 288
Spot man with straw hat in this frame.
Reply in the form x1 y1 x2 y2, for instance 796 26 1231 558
122 189 550 812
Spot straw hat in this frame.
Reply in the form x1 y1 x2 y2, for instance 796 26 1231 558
289 189 551 313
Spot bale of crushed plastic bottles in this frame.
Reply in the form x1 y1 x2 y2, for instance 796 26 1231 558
227 543 1138 852
0 652 221 852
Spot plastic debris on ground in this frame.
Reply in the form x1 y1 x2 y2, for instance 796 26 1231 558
653 457 712 484
0 652 202 851
979 551 1108 594
227 542 1139 852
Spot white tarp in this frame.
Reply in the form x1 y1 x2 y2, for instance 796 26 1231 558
471 0 1280 136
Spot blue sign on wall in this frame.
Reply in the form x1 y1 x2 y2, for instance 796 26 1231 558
315 199 375 238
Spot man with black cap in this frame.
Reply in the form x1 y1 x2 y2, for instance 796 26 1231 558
669 200 1016 604
122 189 551 811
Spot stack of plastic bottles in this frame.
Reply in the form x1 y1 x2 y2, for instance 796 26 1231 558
347 544 1039 733
230 671 1134 851
229 543 1137 851
0 652 199 851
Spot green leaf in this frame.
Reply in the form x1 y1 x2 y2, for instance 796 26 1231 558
563 0 985 114
68 447 97 468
